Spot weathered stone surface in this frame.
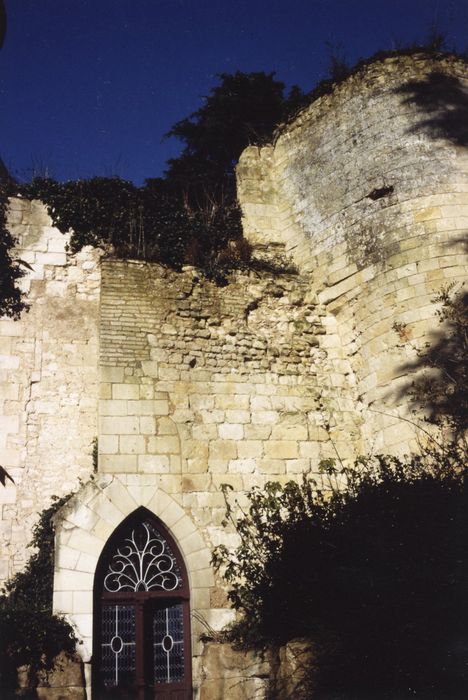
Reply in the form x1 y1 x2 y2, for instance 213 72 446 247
200 643 272 700
0 199 101 580
1 53 467 698
200 640 315 700
14 654 85 700
238 52 468 455
36 691 85 700
36 652 85 700
273 639 316 699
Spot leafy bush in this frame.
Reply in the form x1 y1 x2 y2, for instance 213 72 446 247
19 176 243 277
9 71 305 280
0 494 77 695
214 442 468 699
0 183 27 319
0 607 77 697
214 284 468 698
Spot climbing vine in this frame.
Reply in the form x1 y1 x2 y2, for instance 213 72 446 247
0 493 78 695
0 183 28 319
18 176 245 281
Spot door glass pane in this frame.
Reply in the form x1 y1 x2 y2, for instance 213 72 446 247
153 604 185 684
101 604 136 688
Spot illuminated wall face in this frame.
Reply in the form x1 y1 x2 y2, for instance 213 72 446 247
0 53 467 697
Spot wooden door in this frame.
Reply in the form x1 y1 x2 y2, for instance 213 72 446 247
93 509 192 699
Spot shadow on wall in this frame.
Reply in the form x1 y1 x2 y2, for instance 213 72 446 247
453 233 468 255
395 71 468 147
396 283 468 434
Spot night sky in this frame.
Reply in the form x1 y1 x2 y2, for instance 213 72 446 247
1 0 467 185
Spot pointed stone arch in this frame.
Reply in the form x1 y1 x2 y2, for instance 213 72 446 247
93 506 193 696
52 474 214 674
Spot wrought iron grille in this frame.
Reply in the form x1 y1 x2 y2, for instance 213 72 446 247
103 520 183 592
153 604 185 684
101 604 136 688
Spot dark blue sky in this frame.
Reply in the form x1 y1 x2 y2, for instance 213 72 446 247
1 0 467 184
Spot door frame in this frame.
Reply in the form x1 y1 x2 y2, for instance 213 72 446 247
92 507 192 698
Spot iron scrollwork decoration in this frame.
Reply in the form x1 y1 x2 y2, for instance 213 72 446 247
104 521 182 592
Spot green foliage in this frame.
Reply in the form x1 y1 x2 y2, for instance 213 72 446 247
0 183 27 319
165 71 307 201
404 285 468 436
0 494 77 694
424 23 448 53
3 53 466 308
214 444 468 698
0 608 77 696
325 42 351 82
20 175 243 278
15 72 305 280
3 493 71 608
11 72 305 283
215 285 468 697
23 176 139 254
278 47 468 136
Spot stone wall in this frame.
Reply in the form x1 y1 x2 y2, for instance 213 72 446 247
1 52 467 699
18 640 313 700
1 202 348 698
200 639 314 700
237 52 468 453
0 198 101 581
49 257 356 696
17 652 86 700
98 258 357 484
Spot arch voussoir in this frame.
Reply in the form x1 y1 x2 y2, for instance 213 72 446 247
52 474 214 669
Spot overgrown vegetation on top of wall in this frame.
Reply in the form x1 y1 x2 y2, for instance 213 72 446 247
19 176 248 280
2 36 466 319
0 71 306 316
275 32 468 137
0 493 77 696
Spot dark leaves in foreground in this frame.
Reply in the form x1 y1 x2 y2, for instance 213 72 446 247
0 465 14 486
214 446 468 699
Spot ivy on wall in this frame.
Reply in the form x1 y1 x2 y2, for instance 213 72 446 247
0 494 77 695
2 48 466 315
19 176 246 281
0 183 28 319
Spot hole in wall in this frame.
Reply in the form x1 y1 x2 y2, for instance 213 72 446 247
367 185 394 201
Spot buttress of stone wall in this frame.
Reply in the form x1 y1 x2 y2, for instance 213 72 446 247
0 198 101 581
237 53 468 453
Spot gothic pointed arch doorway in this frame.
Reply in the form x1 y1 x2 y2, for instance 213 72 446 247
93 507 192 699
